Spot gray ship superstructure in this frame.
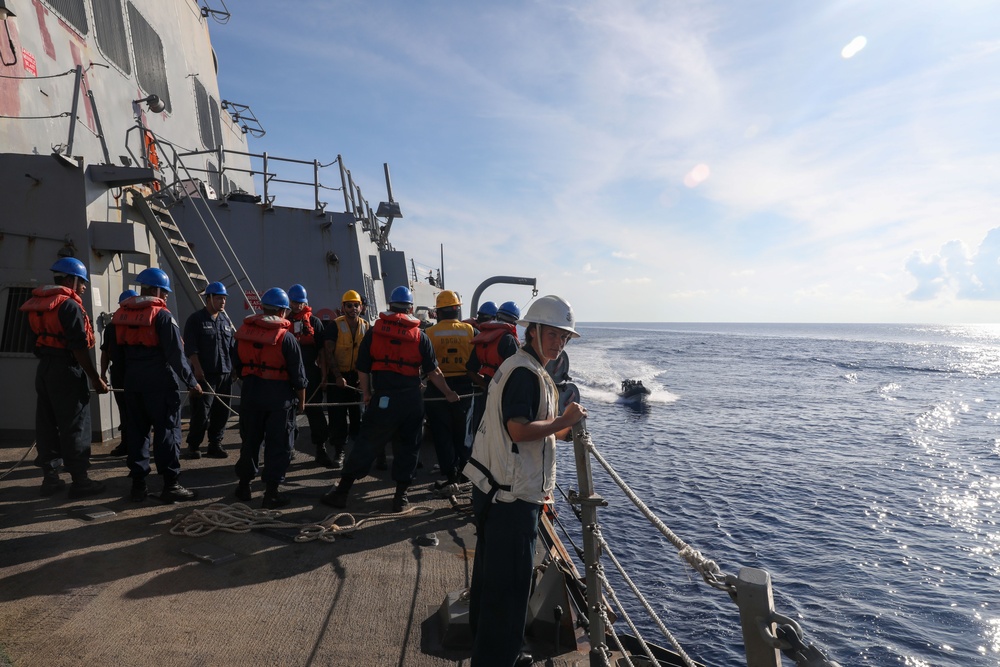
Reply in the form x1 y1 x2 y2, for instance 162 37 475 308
0 0 431 440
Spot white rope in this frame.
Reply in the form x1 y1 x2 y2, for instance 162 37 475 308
168 501 434 543
103 388 481 409
580 427 730 591
595 527 699 667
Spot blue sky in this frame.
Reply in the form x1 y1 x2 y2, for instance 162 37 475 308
208 1 1000 323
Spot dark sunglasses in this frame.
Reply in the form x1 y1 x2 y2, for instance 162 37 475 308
343 302 361 309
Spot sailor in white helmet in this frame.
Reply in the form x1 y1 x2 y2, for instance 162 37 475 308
463 295 587 667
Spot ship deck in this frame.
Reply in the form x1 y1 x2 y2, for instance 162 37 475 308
0 419 589 667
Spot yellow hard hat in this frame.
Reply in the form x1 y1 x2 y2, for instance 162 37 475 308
435 290 461 308
342 290 362 304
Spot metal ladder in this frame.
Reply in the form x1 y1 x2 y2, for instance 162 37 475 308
126 188 209 309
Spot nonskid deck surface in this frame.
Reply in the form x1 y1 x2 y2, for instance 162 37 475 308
0 420 590 667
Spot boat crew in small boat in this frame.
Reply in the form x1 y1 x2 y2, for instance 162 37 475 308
620 379 651 400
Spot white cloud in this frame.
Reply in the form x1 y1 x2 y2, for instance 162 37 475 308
907 229 1000 301
216 1 1000 322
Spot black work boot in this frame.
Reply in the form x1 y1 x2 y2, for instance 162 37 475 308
262 482 290 509
39 470 66 497
184 447 201 460
108 442 128 457
205 443 228 459
320 476 354 509
161 481 197 503
391 482 410 513
314 444 334 469
234 480 252 502
131 478 148 502
68 476 106 499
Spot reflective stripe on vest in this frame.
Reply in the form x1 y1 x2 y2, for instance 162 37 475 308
426 319 475 376
334 316 368 373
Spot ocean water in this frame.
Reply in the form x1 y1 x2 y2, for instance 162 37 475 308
552 323 1000 667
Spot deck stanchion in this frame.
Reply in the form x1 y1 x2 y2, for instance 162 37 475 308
735 567 782 667
571 419 611 667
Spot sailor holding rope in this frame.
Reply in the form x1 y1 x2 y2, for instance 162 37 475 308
20 257 109 498
464 295 587 667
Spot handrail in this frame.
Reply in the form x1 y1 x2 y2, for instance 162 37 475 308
124 124 259 311
568 420 842 667
170 146 394 248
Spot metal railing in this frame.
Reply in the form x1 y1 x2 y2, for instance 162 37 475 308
567 419 842 667
168 146 390 248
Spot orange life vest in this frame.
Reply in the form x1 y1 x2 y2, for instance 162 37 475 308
236 314 291 380
369 312 422 377
289 306 316 346
112 296 167 347
473 322 518 378
20 285 95 350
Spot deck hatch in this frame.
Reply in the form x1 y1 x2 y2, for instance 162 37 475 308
127 2 171 113
92 0 131 75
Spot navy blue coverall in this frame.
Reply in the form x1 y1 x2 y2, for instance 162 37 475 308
341 328 439 485
32 300 95 478
109 308 199 484
233 332 307 485
183 307 236 450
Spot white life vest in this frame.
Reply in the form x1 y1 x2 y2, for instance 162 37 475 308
464 348 557 505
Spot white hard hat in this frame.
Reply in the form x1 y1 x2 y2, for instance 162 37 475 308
518 295 580 338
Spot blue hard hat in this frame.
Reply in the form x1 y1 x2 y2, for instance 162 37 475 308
261 287 290 309
135 267 171 292
118 289 138 304
205 281 228 296
389 285 413 305
497 301 520 321
50 257 89 282
288 284 308 303
477 301 498 317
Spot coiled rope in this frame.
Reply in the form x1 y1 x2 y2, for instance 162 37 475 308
168 502 433 543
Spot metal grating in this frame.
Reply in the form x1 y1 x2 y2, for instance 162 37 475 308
92 0 130 74
193 77 215 149
45 0 89 34
127 2 171 112
0 287 35 354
